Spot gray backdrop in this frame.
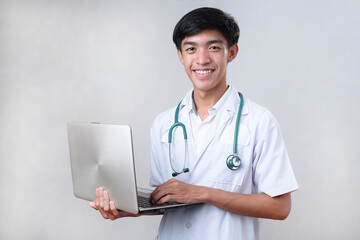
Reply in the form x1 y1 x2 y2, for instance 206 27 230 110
1 0 359 239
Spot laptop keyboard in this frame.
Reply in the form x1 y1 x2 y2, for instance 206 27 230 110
137 195 154 208
137 195 178 208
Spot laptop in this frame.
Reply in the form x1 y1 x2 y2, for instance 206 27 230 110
67 122 201 214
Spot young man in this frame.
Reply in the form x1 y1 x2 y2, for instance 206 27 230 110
90 7 298 240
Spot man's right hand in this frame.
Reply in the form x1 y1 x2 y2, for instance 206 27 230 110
89 187 140 220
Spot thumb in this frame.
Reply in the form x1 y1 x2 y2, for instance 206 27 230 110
89 201 98 210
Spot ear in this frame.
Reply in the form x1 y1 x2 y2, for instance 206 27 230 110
227 44 239 63
177 49 184 64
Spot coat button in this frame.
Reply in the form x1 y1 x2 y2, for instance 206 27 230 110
186 222 192 229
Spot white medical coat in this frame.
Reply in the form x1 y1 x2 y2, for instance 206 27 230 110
150 87 298 240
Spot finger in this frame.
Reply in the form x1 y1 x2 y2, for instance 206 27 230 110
99 187 104 209
89 201 98 210
100 211 109 219
157 194 173 205
150 180 172 199
150 183 170 202
110 201 120 218
150 185 162 200
153 189 172 204
103 190 110 211
98 206 109 219
95 187 100 208
149 188 157 202
150 187 163 203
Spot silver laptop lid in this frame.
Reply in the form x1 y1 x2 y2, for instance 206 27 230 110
67 122 139 214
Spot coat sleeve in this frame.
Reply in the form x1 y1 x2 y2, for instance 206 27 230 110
252 110 299 197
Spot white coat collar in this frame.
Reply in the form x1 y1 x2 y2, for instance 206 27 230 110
179 86 248 117
225 86 249 116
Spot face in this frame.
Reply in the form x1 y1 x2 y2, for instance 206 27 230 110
177 30 238 95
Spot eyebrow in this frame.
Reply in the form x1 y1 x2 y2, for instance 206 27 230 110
208 39 223 45
183 41 197 46
182 39 224 46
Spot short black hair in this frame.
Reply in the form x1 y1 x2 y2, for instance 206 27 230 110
173 7 240 51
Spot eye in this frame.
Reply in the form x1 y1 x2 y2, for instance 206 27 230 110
209 46 221 51
186 47 196 52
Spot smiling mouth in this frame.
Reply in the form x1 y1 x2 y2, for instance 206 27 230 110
194 69 215 75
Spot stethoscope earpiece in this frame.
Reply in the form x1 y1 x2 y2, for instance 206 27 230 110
171 167 190 177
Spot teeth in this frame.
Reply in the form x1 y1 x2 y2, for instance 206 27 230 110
195 70 213 74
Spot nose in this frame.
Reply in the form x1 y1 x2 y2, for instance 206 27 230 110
195 49 211 65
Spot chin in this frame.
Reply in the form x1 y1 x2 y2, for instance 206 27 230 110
193 80 222 92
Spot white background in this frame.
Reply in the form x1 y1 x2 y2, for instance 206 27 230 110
1 0 359 239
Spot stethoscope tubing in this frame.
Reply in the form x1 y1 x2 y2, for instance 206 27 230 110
233 92 244 154
168 92 244 176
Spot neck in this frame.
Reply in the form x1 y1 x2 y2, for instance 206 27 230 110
193 84 228 121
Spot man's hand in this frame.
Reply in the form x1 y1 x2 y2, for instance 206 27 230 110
89 187 140 220
150 178 205 205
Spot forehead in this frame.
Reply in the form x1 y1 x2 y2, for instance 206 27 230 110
181 29 228 47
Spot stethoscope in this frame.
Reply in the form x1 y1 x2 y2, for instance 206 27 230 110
168 92 244 177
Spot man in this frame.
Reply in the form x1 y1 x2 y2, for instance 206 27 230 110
90 7 298 240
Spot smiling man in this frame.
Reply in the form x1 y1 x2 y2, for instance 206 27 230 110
91 7 298 240
176 29 238 120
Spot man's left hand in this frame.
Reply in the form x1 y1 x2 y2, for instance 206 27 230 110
150 179 205 205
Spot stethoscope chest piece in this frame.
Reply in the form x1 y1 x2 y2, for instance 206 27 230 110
226 155 241 170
